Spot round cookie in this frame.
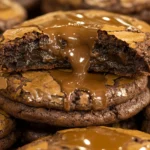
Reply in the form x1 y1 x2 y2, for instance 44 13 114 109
18 126 150 150
42 0 150 23
0 0 26 32
0 10 150 76
0 88 149 127
0 71 147 111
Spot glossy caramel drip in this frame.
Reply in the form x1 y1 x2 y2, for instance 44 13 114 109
55 127 150 150
41 12 134 29
43 26 108 111
41 12 136 111
56 127 133 150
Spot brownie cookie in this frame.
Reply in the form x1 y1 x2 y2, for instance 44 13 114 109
18 126 150 150
0 0 26 33
0 88 149 127
0 71 148 111
42 0 150 23
0 10 150 77
0 109 18 150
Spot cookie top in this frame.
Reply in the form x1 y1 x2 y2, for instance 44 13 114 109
0 10 150 76
18 126 150 150
0 0 26 32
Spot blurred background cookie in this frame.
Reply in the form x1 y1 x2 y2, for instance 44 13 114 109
0 0 26 33
42 0 150 23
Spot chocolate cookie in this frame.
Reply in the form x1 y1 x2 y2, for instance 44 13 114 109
0 71 148 111
42 0 150 23
18 126 150 150
0 10 150 77
0 0 26 33
0 109 18 150
0 88 149 127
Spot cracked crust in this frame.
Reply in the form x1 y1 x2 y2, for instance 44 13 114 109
89 30 150 76
0 31 71 72
0 88 149 127
18 126 150 150
0 71 147 111
0 10 150 76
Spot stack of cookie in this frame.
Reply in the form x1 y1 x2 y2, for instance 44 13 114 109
0 9 150 149
42 0 150 23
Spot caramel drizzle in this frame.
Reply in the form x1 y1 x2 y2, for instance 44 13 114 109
42 13 134 111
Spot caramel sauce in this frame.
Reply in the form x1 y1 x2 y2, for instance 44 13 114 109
56 127 133 150
41 13 134 111
40 12 133 29
25 127 150 150
55 127 150 150
43 26 108 111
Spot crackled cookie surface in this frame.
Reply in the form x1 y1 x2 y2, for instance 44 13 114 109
0 10 150 76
